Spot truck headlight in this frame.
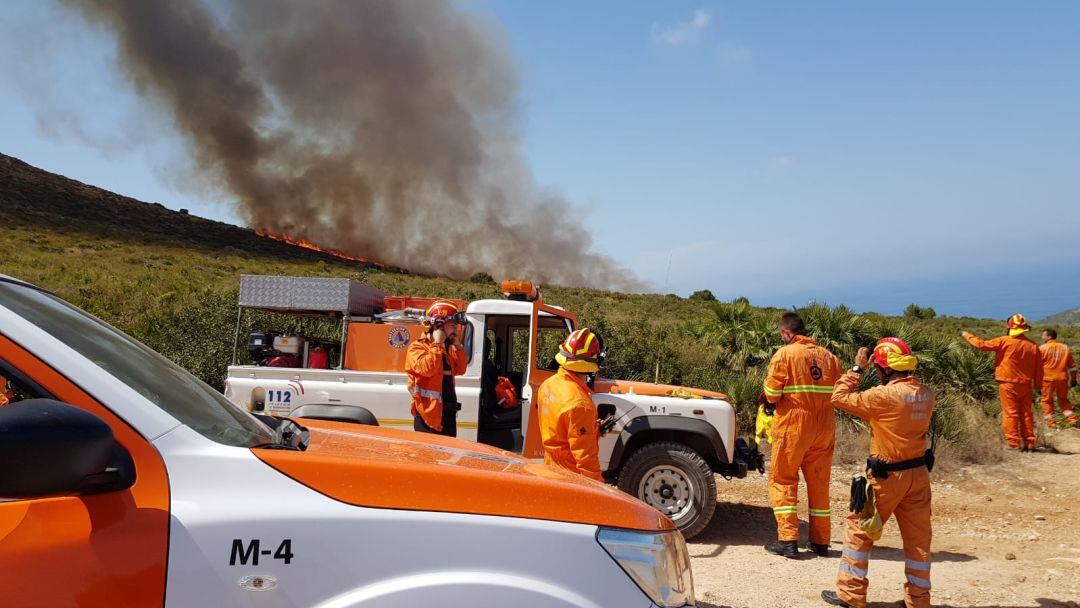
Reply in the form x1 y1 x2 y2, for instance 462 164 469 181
597 528 695 607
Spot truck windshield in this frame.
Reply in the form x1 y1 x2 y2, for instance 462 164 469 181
0 282 274 447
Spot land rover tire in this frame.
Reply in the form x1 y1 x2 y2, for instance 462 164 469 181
617 441 716 539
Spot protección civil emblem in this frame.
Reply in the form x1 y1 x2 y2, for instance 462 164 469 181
388 326 411 349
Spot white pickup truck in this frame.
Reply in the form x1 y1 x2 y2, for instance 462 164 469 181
0 274 695 607
225 275 763 538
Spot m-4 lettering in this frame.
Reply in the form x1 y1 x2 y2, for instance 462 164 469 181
230 539 294 566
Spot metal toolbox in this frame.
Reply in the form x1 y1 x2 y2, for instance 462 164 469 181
238 275 387 316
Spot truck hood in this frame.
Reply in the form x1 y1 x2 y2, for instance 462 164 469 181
594 378 728 400
254 420 672 532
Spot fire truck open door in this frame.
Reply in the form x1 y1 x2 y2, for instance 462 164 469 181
521 300 577 459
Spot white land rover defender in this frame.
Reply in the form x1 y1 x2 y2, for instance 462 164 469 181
224 275 764 538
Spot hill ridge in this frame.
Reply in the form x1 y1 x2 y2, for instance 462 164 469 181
0 152 384 270
1042 307 1080 326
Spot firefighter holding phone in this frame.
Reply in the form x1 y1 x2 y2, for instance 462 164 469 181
406 301 468 437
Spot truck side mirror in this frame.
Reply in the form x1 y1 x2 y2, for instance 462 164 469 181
0 399 134 499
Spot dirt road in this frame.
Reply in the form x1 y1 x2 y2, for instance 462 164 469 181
689 428 1080 608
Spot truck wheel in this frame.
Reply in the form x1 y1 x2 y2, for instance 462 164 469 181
617 441 716 540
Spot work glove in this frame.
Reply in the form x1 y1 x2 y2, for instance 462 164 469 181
757 391 775 416
849 476 868 513
755 404 774 444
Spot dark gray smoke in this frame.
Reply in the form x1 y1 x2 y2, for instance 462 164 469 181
60 0 643 290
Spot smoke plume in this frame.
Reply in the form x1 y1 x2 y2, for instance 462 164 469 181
60 0 643 290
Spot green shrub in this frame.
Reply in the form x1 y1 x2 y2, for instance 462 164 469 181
5 219 1073 465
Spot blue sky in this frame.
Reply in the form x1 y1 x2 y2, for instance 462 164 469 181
1 1 1078 319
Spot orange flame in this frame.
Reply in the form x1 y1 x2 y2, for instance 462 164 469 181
256 230 383 268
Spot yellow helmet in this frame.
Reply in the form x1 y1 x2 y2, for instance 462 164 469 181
1007 313 1030 337
555 328 602 373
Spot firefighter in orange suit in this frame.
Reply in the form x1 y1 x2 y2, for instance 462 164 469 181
0 376 9 406
1039 328 1078 427
405 301 468 437
763 312 841 558
822 338 934 608
537 328 604 482
962 314 1043 450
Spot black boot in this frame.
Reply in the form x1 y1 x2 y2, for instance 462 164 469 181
821 590 853 607
809 543 831 557
764 540 798 558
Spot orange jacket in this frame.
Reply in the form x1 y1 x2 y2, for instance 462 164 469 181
832 372 935 463
964 333 1043 385
763 335 842 414
537 367 603 481
495 376 518 409
1040 339 1077 383
405 336 467 431
0 376 8 406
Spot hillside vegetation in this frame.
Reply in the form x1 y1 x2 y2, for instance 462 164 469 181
2 153 1077 465
1042 307 1080 326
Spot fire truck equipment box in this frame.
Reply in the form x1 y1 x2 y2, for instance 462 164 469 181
238 274 387 317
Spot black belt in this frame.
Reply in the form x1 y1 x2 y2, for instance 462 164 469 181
866 450 934 479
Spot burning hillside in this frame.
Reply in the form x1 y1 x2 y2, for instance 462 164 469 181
256 231 384 268
54 0 644 291
0 153 382 269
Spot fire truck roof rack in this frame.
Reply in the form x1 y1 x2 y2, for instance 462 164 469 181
238 274 388 317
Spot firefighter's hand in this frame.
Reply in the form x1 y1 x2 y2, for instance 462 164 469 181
855 347 871 369
432 327 447 344
961 331 973 339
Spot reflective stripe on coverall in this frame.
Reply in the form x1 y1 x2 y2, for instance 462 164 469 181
405 337 468 432
832 371 934 608
763 335 841 544
1040 340 1078 426
537 367 603 481
964 334 1042 447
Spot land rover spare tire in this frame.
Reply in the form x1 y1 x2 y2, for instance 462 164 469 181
617 441 717 539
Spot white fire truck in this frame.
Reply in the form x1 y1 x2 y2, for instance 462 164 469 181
224 275 763 538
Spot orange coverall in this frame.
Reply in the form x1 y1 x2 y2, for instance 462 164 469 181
537 367 603 481
405 336 467 432
832 371 935 608
1039 339 1078 426
763 335 841 545
964 333 1043 448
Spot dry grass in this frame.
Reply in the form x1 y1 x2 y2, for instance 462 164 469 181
933 407 1008 470
833 418 872 465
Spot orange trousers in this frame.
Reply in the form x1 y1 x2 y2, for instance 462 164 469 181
998 381 1035 449
768 409 833 544
837 467 932 608
1040 380 1077 427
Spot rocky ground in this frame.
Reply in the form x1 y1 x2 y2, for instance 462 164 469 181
689 428 1080 608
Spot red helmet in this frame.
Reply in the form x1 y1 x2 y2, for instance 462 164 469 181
555 328 602 373
1007 313 1030 335
872 337 917 372
423 301 462 328
1007 314 1029 329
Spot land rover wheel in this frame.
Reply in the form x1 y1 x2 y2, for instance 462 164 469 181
617 441 716 539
